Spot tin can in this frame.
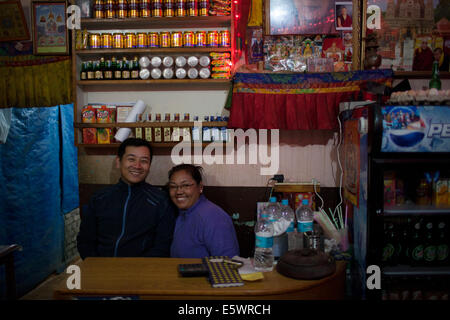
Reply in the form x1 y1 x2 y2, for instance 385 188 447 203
207 31 219 47
128 0 139 18
125 33 137 48
195 31 206 47
187 0 197 16
219 30 230 47
152 0 163 17
155 113 162 121
93 0 104 19
171 32 183 47
148 32 160 47
104 0 115 18
101 33 112 49
164 0 174 17
89 33 101 49
140 0 151 17
198 0 208 16
183 113 190 121
175 0 186 17
117 0 128 18
160 32 171 48
113 33 124 48
174 113 180 121
137 33 148 48
183 31 195 47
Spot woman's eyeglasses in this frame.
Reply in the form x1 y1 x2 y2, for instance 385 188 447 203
168 183 195 191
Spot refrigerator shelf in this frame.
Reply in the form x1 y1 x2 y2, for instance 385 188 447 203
383 205 450 216
382 265 450 277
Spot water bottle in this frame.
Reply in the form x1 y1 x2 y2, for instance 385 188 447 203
265 197 287 260
280 199 297 251
296 199 314 248
254 211 274 272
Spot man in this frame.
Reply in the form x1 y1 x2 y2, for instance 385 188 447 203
77 138 176 259
337 6 352 29
433 47 449 72
412 41 433 71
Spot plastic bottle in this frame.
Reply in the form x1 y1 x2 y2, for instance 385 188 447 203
264 197 286 260
280 199 296 251
295 199 314 250
254 210 274 272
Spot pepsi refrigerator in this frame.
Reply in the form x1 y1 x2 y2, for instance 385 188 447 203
340 102 450 300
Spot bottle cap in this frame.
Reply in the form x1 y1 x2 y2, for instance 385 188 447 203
281 199 289 205
302 199 309 205
269 197 277 203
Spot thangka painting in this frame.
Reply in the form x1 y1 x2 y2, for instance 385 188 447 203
343 119 360 207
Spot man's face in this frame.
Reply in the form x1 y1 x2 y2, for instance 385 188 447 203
116 146 151 185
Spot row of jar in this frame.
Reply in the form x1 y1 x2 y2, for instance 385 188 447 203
82 125 231 144
90 0 215 19
76 30 230 50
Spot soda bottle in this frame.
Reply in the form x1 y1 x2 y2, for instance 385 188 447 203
295 199 314 243
398 218 412 265
254 210 274 272
382 222 396 266
436 221 448 266
410 221 424 266
280 199 297 251
423 221 437 265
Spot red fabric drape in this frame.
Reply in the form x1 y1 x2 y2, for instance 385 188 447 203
229 91 358 130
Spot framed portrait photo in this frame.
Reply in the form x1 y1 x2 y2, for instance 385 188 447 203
0 1 30 42
32 1 69 55
335 2 353 31
265 0 339 35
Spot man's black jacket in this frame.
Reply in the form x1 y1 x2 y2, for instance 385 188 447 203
77 179 176 259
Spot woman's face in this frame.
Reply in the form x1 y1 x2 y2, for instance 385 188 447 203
169 169 203 210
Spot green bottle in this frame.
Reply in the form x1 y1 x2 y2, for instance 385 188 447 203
104 58 113 80
131 56 139 80
80 61 87 80
429 60 441 90
86 61 94 80
121 57 130 80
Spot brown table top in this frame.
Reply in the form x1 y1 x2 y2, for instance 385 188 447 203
54 257 346 300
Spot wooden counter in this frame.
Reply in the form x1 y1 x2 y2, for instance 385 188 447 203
54 258 346 300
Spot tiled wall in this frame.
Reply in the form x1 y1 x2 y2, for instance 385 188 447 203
64 208 81 263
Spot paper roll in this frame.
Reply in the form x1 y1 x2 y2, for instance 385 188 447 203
114 100 146 142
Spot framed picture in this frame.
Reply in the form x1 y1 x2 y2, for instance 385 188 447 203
265 0 339 35
264 0 361 71
247 27 264 65
32 1 69 55
0 1 30 42
363 0 450 73
335 2 353 31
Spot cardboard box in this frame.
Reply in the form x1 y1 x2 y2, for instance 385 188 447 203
154 128 162 142
145 128 152 142
82 128 97 144
81 106 96 123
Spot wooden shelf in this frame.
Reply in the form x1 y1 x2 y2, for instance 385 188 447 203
77 141 233 148
80 16 231 30
75 121 228 128
273 183 319 193
75 47 231 57
383 205 450 216
76 79 231 91
393 71 450 79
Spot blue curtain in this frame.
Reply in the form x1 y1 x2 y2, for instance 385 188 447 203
0 104 79 299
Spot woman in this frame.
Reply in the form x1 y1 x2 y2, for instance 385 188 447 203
168 164 240 258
